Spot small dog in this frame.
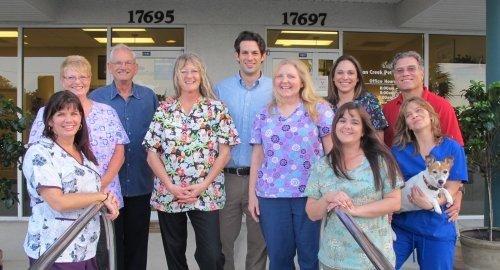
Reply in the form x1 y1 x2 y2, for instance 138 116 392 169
399 155 454 214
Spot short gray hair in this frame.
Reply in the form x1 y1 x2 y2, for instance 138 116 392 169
391 51 424 70
108 44 137 63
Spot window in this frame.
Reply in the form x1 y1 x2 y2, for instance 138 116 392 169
429 34 486 215
267 29 339 49
110 27 184 47
22 28 108 215
429 34 486 106
0 28 18 217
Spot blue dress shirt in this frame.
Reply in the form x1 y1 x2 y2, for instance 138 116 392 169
89 82 158 197
214 73 272 168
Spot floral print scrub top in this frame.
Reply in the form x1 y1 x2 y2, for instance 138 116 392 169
23 137 101 262
305 156 404 269
250 102 334 198
331 92 388 131
29 101 129 207
143 97 240 213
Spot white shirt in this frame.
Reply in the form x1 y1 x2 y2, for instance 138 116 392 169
23 137 101 262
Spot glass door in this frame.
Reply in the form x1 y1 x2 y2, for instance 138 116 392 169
314 52 338 96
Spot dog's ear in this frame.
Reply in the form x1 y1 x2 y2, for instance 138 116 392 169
444 156 454 167
425 155 435 166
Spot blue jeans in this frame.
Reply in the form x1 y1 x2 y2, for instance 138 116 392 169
393 225 455 270
258 197 320 270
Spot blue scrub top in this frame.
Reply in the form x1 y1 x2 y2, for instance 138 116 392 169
391 137 468 241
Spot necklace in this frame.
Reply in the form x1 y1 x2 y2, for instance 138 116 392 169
57 142 83 164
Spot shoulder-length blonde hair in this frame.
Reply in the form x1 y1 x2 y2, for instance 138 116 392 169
172 53 215 99
270 59 325 121
393 96 442 151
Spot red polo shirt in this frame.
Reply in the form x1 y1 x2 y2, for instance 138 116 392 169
383 87 464 147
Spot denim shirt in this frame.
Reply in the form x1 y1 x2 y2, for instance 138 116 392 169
214 73 272 168
89 82 158 197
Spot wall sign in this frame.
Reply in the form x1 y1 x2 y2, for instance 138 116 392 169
128 10 175 24
282 12 327 26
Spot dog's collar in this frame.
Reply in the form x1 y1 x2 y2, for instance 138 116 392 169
423 176 440 191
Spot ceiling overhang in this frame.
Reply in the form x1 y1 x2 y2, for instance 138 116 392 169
0 0 486 32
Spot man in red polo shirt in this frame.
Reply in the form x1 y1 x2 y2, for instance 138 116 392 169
383 50 464 221
383 51 464 147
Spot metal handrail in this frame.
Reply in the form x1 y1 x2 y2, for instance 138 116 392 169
331 209 394 270
29 203 115 270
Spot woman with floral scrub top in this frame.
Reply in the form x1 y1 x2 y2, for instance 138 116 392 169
248 59 334 270
23 91 119 269
28 55 128 269
305 102 403 270
326 54 388 140
143 53 239 270
28 55 129 208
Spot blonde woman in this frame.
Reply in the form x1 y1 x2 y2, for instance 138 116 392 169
248 59 334 270
144 53 239 270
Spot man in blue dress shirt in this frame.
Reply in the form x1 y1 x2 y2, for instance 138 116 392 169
214 31 273 270
90 44 158 270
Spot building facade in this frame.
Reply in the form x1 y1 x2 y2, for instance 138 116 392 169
0 0 486 219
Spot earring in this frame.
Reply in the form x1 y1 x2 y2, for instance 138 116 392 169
78 124 82 131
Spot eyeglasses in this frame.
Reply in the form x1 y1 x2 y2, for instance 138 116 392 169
63 75 90 82
111 61 136 66
394 65 419 75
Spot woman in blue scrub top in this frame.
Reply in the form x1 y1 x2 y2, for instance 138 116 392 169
391 96 468 270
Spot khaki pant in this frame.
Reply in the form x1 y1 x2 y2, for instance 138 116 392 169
219 173 267 270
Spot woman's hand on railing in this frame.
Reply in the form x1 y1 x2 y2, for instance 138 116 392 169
324 191 354 210
338 205 361 217
103 192 119 220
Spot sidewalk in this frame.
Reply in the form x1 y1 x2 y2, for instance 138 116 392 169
1 218 479 269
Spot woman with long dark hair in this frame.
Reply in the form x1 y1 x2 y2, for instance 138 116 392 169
23 91 118 269
305 102 403 269
326 55 388 140
28 56 128 269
